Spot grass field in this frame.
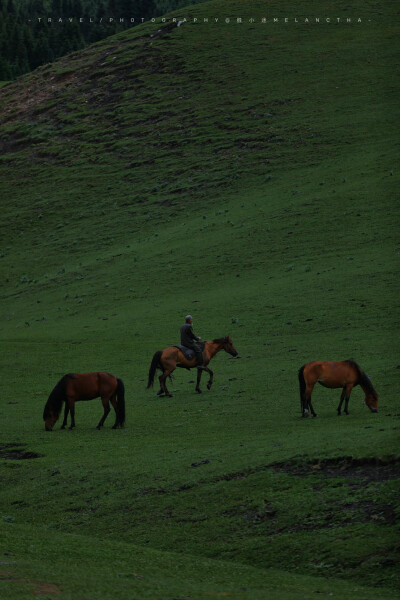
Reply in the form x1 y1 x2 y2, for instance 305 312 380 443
1 0 399 598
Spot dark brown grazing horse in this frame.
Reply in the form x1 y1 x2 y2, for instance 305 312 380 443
298 360 378 418
43 372 125 431
147 335 238 396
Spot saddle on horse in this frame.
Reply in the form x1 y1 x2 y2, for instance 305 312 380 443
174 342 205 366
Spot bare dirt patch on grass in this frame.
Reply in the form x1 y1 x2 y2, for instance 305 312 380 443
0 443 43 460
0 570 62 595
271 455 400 483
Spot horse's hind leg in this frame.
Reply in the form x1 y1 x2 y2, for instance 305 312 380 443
308 398 317 418
160 370 174 397
302 385 311 417
302 393 309 417
96 398 111 429
157 370 173 396
304 384 317 417
157 375 164 396
110 395 120 429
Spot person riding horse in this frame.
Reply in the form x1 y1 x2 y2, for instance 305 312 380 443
180 315 203 366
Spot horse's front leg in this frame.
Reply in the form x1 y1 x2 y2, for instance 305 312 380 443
68 400 76 429
337 388 346 416
205 367 214 390
343 384 353 415
61 402 69 429
196 368 203 393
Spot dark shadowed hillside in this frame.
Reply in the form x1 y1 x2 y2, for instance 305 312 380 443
0 0 209 79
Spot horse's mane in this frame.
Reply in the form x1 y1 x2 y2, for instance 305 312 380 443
345 360 378 399
43 373 74 419
213 337 226 344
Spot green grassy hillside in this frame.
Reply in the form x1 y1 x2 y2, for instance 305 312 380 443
1 0 399 598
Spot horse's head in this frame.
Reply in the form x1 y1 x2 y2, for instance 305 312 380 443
222 335 238 357
358 370 378 413
43 402 59 431
365 392 378 413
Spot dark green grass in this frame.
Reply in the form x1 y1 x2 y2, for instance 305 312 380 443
1 0 399 598
3 523 397 600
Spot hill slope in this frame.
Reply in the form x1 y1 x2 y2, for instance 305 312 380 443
0 1 399 598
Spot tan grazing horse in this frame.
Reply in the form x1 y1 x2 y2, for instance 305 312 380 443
147 335 238 396
298 360 378 417
43 372 125 431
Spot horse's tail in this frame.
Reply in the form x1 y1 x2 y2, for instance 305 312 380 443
43 374 70 420
298 365 306 415
116 378 126 427
147 350 163 388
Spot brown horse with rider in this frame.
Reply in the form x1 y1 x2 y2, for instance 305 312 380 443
147 335 238 396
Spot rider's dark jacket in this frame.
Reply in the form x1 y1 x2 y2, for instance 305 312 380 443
180 323 200 349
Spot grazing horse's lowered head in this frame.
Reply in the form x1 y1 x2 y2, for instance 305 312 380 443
361 374 379 413
43 405 59 432
43 375 68 431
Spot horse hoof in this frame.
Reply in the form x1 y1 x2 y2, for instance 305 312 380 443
207 384 211 390
196 389 202 394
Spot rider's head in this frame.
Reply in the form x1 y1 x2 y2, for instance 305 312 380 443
185 315 193 324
